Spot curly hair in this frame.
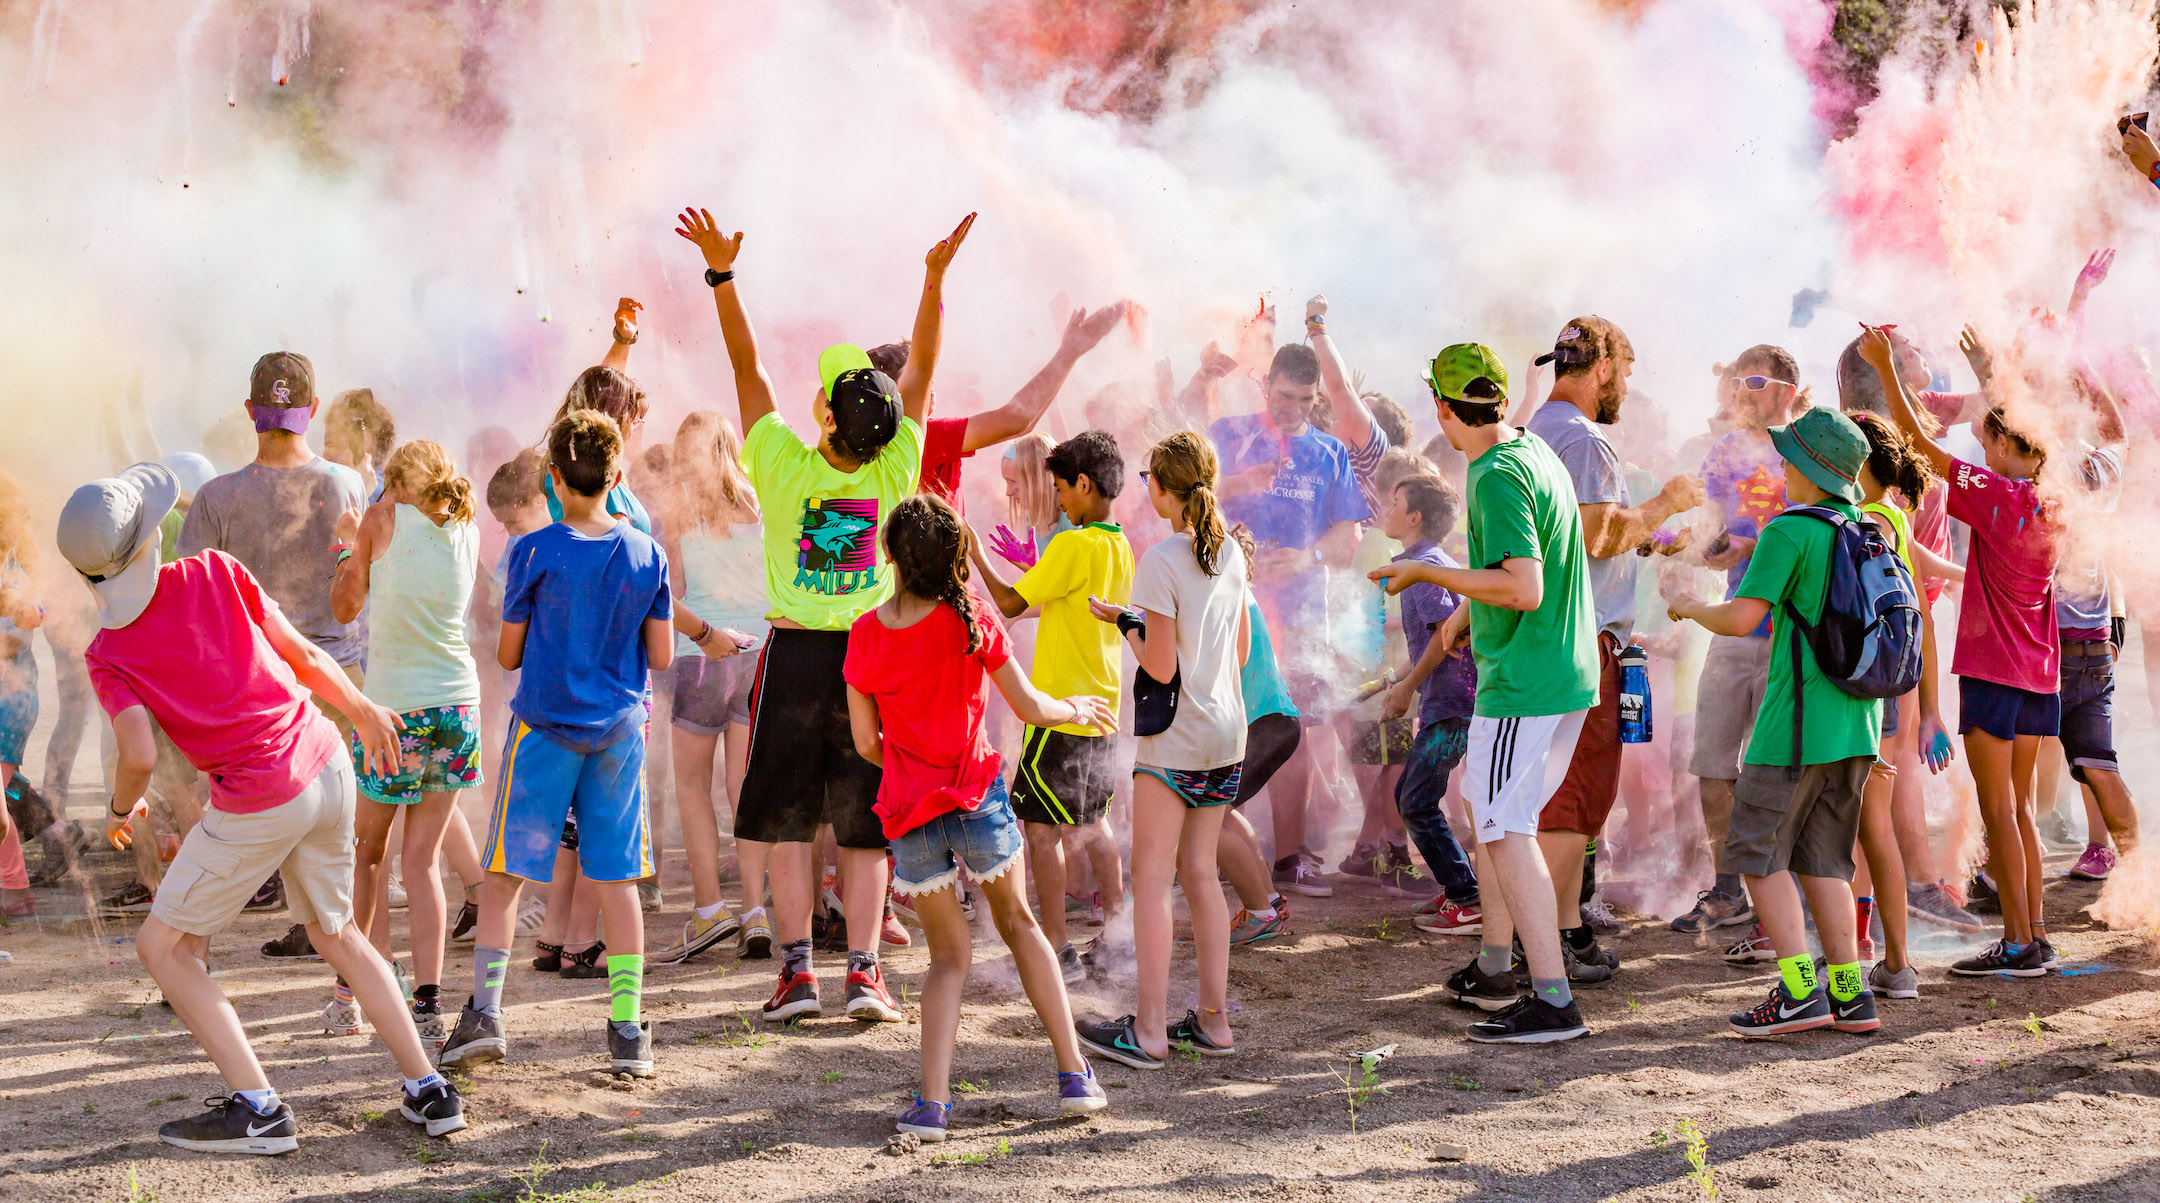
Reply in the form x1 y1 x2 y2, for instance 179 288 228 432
547 410 624 498
883 494 983 654
1848 411 1935 511
381 440 478 525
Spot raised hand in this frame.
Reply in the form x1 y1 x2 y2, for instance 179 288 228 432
674 207 744 274
925 212 977 276
613 297 643 343
987 524 1038 571
1958 324 1992 388
1061 303 1126 358
1658 473 1706 513
1305 294 1329 323
1856 323 1897 376
2075 249 2115 298
1200 342 1238 380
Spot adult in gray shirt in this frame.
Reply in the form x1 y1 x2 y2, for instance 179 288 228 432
1520 317 1701 974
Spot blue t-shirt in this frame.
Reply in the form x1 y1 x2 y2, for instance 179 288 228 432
1699 430 1785 638
1240 597 1299 723
1209 413 1370 627
1395 540 1476 724
503 522 672 753
542 473 652 537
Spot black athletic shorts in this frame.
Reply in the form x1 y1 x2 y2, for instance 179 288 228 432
1233 713 1302 807
734 627 886 850
1010 726 1119 826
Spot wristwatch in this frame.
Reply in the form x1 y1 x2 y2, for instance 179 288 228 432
704 268 734 288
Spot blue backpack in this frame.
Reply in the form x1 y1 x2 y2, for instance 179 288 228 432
1779 506 1924 769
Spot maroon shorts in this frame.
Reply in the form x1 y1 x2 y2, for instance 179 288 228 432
1539 633 1622 836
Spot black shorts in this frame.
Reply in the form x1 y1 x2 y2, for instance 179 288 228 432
734 627 886 850
1233 713 1302 806
1011 727 1119 826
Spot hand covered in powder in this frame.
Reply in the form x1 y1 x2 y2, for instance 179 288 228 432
2074 249 2115 299
924 212 977 277
1657 473 1706 514
1061 303 1127 358
987 524 1038 570
1064 695 1121 734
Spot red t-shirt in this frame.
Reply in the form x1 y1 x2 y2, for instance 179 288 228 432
1945 458 2059 694
916 417 972 510
843 597 1011 839
86 551 342 814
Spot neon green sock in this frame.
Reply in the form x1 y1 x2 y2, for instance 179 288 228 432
1777 952 1818 999
608 954 644 1024
1826 961 1864 1002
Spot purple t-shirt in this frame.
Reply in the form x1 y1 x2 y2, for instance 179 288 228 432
1700 430 1787 638
1396 539 1475 724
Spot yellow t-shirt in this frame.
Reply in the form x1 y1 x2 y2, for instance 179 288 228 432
744 412 924 631
1014 521 1133 735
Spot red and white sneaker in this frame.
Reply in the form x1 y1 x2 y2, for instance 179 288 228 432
1721 924 1777 965
762 968 822 1023
880 910 912 948
846 963 903 1022
1413 900 1483 936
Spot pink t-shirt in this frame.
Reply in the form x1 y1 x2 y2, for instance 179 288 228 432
1944 459 2058 694
1910 479 1948 606
87 551 341 814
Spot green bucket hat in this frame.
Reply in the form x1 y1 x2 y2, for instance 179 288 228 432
1768 406 1867 504
1425 343 1508 402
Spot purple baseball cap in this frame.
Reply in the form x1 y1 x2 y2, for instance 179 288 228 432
249 351 315 434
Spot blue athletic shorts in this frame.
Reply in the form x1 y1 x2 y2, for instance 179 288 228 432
484 719 652 884
1957 676 2060 742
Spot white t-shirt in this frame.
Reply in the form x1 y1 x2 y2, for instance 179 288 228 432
1130 532 1249 771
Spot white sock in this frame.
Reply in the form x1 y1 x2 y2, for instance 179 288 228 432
404 1072 445 1097
234 1087 281 1115
695 901 724 922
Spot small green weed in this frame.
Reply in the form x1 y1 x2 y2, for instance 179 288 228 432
83 1101 98 1115
616 1124 654 1143
1677 1117 1715 1199
952 1079 985 1094
1649 1129 1669 1151
820 1070 844 1084
1449 1073 1480 1092
1332 1059 1390 1133
932 1137 1013 1167
120 1164 157 1203
360 1106 385 1123
696 1016 775 1049
2022 1013 2043 1041
1624 996 1644 1012
414 1137 447 1165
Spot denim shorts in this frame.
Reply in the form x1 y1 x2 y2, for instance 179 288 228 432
890 776 1024 896
2059 648 2119 782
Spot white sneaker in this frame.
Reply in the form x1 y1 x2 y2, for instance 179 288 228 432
387 870 409 910
515 896 548 936
322 999 363 1036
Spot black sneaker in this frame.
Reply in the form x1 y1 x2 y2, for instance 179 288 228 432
1669 888 1754 933
1167 1009 1235 1057
437 999 506 1070
1467 996 1588 1044
1830 989 1880 1033
400 1078 467 1137
609 1020 655 1078
1949 938 2048 978
1728 981 1832 1036
243 873 286 913
1564 940 1616 984
99 881 157 915
1965 873 2001 916
260 923 318 960
157 1094 298 1155
449 899 479 944
1446 957 1524 1012
1075 1015 1165 1071
2034 937 2061 969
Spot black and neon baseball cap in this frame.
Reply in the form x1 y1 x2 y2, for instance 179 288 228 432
817 343 900 454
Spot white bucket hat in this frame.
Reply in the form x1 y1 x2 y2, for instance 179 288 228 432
56 462 179 629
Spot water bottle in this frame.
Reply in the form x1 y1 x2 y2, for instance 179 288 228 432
1618 643 1652 744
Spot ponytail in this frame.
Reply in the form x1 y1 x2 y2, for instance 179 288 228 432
1849 410 1936 512
423 476 479 525
1147 430 1230 577
381 439 477 526
1230 523 1259 583
1185 483 1228 577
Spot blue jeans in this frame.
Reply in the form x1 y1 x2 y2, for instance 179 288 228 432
1394 718 1478 905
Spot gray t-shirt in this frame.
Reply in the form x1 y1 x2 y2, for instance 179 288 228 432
2055 444 2121 633
1526 400 1633 641
178 457 369 666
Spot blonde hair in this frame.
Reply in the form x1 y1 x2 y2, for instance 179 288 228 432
381 440 477 525
1148 430 1229 576
1006 432 1058 532
671 410 756 531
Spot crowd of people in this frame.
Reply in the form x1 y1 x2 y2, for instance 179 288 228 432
2 128 2156 1152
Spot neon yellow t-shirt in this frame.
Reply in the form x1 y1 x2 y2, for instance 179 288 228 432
1014 521 1132 735
743 413 924 631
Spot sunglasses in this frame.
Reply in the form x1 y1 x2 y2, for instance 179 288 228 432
1735 375 1793 392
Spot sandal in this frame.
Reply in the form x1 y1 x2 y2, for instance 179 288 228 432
560 941 609 979
531 941 565 972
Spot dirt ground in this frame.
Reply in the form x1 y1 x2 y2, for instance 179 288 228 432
2 842 2156 1203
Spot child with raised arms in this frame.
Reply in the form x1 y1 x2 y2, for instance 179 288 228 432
845 494 1114 1140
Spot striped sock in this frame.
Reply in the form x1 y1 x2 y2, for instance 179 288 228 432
473 946 510 1016
608 954 644 1025
333 979 354 1008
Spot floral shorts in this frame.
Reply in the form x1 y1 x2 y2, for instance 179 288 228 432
352 704 483 804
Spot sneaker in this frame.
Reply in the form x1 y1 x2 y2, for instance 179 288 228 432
1965 873 2001 916
1722 924 1777 965
1167 1009 1235 1057
638 880 664 912
1446 957 1524 1012
531 941 565 973
896 1094 952 1141
98 881 156 915
400 1077 467 1137
653 907 743 966
1059 942 1087 983
1377 848 1439 899
242 874 285 913
2039 806 2080 850
1466 995 1588 1044
845 964 903 1022
2071 844 2118 881
1729 981 1832 1036
1059 1060 1109 1114
1065 891 1105 924
1907 882 1985 933
1414 900 1483 936
1949 938 2048 977
1868 961 1919 1000
762 968 821 1022
1230 907 1289 945
257 922 316 960
739 909 773 960
1336 841 1382 879
158 1094 298 1155
449 899 479 944
393 960 414 1002
1580 897 1622 935
437 1000 506 1070
514 896 548 936
1563 940 1615 985
1273 859 1333 898
1670 889 1753 933
2034 937 2062 969
608 1020 656 1077
1075 1015 1165 1071
880 910 912 948
387 870 408 910
412 1001 448 1048
1830 989 1881 1034
322 999 363 1036
560 942 608 979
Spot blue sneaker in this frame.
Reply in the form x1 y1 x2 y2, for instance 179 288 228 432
1058 1059 1108 1115
896 1094 951 1142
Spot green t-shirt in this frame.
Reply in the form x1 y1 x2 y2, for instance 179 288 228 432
1737 502 1883 766
743 412 924 631
1463 431 1599 718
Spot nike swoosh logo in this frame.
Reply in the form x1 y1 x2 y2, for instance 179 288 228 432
1777 1003 1813 1019
246 1119 285 1136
